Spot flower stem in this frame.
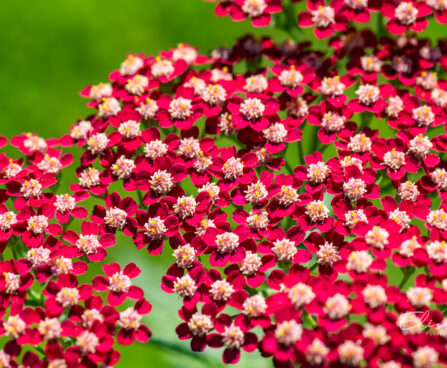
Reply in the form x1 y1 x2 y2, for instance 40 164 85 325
148 337 215 364
297 140 304 165
302 310 317 328
398 267 415 289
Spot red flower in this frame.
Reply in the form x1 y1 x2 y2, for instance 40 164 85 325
92 262 144 306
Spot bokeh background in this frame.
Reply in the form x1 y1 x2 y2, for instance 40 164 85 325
0 1 444 367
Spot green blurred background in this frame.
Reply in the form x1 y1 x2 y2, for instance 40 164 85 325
0 1 444 367
0 1 283 367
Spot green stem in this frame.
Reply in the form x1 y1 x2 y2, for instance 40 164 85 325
399 267 415 289
302 311 317 328
297 140 304 165
309 262 318 272
137 190 145 207
376 13 385 38
278 0 303 42
148 338 216 364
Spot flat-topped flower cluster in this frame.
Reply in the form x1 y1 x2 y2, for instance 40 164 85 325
2 2 447 367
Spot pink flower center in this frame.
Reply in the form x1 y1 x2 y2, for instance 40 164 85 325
244 74 268 93
279 67 303 88
76 331 99 354
243 295 267 317
3 272 20 294
112 155 136 179
38 318 62 340
383 148 406 170
105 207 127 230
416 71 438 90
321 75 345 96
56 287 80 308
360 55 381 72
109 272 132 293
136 98 159 120
395 2 418 25
307 161 330 183
174 244 196 268
125 75 148 95
37 154 63 174
0 211 17 231
99 97 121 117
4 315 25 339
344 209 368 228
144 139 168 160
365 226 389 249
285 97 308 117
321 112 345 132
223 157 244 180
240 98 265 120
246 210 269 229
70 121 92 140
324 293 350 319
55 194 76 213
288 283 315 308
245 181 268 204
239 250 262 275
174 196 197 219
144 217 167 240
427 240 447 262
431 168 447 191
151 59 174 78
120 55 143 76
222 325 245 349
412 106 435 126
149 170 174 194
216 232 239 254
306 200 329 222
27 215 49 234
201 84 227 106
21 179 42 198
210 280 234 302
347 250 373 272
272 238 297 261
311 6 335 28
188 312 213 337
169 97 193 120
79 167 100 188
178 137 201 159
427 209 447 230
338 341 364 366
275 320 303 346
218 113 238 135
348 133 372 152
386 96 404 118
356 84 380 105
173 275 197 298
362 285 387 308
263 123 288 143
343 178 367 201
51 257 73 275
317 242 341 267
119 308 142 330
24 134 47 152
76 234 101 255
118 120 140 139
399 236 422 257
241 0 267 17
27 246 51 266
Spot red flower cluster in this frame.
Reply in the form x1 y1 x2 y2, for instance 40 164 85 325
207 0 447 38
2 3 447 368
